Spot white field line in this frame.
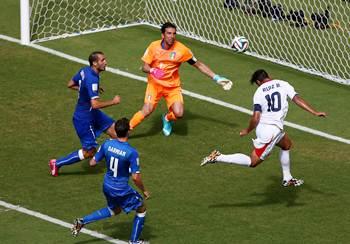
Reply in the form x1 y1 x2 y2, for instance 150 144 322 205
0 200 127 244
1 34 349 145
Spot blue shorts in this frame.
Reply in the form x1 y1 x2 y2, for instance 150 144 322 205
73 110 114 150
103 185 143 214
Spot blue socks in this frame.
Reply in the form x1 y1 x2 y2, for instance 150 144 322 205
82 207 112 225
130 212 146 242
56 150 82 167
79 208 146 241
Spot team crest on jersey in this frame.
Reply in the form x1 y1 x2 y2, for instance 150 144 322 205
170 52 176 60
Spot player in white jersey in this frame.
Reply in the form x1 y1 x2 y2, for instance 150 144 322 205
201 69 326 187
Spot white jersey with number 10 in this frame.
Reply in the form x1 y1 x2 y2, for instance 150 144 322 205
253 79 297 130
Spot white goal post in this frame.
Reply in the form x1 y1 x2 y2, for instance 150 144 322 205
21 0 350 85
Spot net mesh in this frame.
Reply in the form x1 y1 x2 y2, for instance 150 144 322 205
29 0 350 84
30 0 145 41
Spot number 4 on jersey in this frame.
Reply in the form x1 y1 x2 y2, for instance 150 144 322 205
109 156 119 177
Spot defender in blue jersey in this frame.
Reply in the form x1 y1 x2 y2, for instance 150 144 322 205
49 51 121 176
71 118 150 244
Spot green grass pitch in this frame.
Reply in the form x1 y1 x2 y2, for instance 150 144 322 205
1 1 350 243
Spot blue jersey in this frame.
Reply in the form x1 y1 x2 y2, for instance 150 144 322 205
94 139 140 196
72 66 100 120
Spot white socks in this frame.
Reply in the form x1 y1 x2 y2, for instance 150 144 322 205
279 150 292 181
216 153 251 167
214 150 293 181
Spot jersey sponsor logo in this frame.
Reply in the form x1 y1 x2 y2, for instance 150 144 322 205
92 83 98 92
170 51 176 59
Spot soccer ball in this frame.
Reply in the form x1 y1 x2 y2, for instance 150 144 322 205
231 36 249 53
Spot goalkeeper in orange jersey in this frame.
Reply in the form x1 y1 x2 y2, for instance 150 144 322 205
130 22 233 136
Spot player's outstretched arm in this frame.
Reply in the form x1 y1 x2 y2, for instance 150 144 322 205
192 61 233 90
132 173 150 200
90 96 121 109
292 95 327 117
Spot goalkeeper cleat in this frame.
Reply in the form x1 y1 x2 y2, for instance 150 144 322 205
71 218 84 237
49 159 58 177
282 178 304 187
201 150 221 166
162 114 173 136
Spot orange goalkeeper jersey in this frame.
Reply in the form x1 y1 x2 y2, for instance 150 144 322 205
142 40 194 88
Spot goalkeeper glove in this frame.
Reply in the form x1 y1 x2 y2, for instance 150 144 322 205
150 68 165 79
213 74 233 91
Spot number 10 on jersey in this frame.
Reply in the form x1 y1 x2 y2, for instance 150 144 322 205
265 92 281 112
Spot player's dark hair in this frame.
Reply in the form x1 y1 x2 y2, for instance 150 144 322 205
161 22 177 33
88 51 104 66
115 117 130 138
250 69 269 84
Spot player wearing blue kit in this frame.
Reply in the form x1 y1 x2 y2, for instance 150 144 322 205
71 118 150 244
49 51 121 176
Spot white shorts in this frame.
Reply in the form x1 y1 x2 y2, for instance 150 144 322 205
253 123 285 160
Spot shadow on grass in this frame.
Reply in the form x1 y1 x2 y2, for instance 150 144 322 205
129 115 163 139
56 160 105 176
130 109 238 139
71 212 155 244
209 176 331 208
101 220 156 243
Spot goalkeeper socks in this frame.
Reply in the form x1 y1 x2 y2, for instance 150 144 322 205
130 212 146 242
279 150 292 181
56 150 83 167
216 153 251 167
166 111 177 121
82 207 113 225
130 111 145 129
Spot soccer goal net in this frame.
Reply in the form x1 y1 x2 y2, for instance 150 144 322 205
23 0 350 85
